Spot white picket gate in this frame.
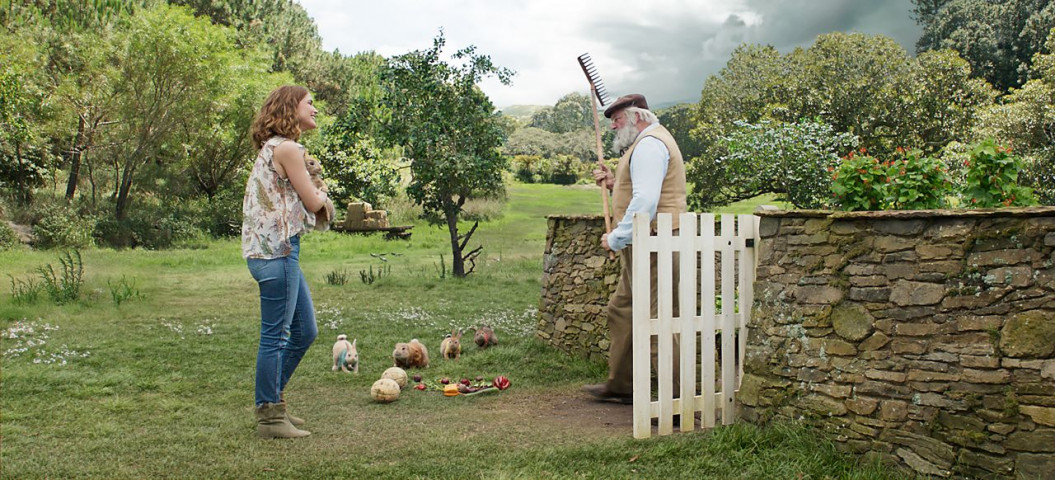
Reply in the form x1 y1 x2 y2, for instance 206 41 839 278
630 212 759 438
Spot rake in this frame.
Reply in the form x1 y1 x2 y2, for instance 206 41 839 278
577 53 614 252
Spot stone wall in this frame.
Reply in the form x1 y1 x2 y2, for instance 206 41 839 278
537 215 620 361
741 207 1055 479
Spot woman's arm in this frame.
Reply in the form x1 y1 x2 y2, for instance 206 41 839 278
273 141 328 213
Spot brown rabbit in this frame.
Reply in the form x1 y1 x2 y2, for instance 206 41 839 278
392 339 429 369
304 155 335 231
439 330 462 361
473 325 497 348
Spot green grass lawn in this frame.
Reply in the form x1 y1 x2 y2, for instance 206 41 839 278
0 184 904 479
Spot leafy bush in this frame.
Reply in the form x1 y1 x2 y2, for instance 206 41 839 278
94 198 208 250
509 154 589 185
831 148 952 211
1022 151 1055 205
32 202 96 249
962 139 1036 207
315 129 401 208
691 120 858 210
0 221 17 250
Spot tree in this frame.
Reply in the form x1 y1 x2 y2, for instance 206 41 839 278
105 3 237 219
687 120 858 210
907 49 997 152
376 31 512 277
528 92 594 134
0 58 48 206
314 120 400 208
914 0 1055 92
786 33 915 155
657 104 706 166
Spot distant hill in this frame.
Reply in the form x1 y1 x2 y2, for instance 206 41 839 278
497 105 546 123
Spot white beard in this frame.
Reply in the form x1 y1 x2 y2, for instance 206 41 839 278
611 123 640 155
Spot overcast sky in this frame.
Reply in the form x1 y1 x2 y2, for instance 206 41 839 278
298 0 923 109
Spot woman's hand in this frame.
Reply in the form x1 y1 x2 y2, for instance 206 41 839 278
273 141 328 213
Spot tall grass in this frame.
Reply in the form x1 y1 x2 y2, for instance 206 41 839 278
0 184 906 479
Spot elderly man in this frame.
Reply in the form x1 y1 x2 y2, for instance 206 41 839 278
583 93 687 404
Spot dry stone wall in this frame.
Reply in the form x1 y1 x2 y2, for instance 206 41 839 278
741 207 1055 479
537 215 621 361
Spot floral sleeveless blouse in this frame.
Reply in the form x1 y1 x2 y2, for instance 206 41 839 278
241 136 316 259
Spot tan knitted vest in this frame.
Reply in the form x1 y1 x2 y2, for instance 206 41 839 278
611 124 687 231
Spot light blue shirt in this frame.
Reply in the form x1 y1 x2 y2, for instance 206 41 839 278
607 123 669 252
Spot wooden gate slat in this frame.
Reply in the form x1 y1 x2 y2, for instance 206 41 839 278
631 212 757 438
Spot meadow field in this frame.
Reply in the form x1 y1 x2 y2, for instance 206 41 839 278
0 184 904 479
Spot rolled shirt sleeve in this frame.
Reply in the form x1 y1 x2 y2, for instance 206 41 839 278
607 127 669 252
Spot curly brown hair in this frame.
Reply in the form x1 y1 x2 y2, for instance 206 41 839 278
250 85 310 149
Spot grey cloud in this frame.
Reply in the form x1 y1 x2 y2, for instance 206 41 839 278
588 0 922 106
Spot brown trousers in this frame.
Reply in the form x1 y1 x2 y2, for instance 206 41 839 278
605 248 681 395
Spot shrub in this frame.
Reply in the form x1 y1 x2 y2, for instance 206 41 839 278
509 154 589 185
697 120 858 210
32 202 96 249
961 139 1036 207
94 198 209 249
1022 151 1055 205
0 221 17 250
831 148 952 211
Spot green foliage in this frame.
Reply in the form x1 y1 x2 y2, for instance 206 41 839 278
31 202 96 250
359 263 391 285
37 249 84 304
886 150 954 209
315 127 400 208
376 31 512 277
831 148 953 211
325 267 350 286
0 221 17 250
509 154 588 185
961 139 1036 207
528 92 593 134
913 0 1055 92
107 275 141 306
973 28 1055 205
93 196 209 250
691 120 858 210
0 54 49 206
106 3 242 220
8 275 42 305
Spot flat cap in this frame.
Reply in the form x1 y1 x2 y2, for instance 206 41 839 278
603 93 649 118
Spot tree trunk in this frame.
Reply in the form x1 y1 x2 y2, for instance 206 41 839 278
115 163 135 220
446 210 466 277
65 116 85 200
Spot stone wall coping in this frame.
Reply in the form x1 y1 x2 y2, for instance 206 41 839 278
753 206 1055 220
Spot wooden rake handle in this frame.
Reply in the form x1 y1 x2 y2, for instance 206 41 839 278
588 85 616 261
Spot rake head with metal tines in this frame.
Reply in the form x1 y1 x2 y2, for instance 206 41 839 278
577 53 610 107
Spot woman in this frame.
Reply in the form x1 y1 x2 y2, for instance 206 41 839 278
242 85 327 439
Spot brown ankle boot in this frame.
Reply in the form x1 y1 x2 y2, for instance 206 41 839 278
280 392 305 426
255 402 310 439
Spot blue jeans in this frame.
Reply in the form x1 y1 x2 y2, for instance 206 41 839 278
247 235 318 406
